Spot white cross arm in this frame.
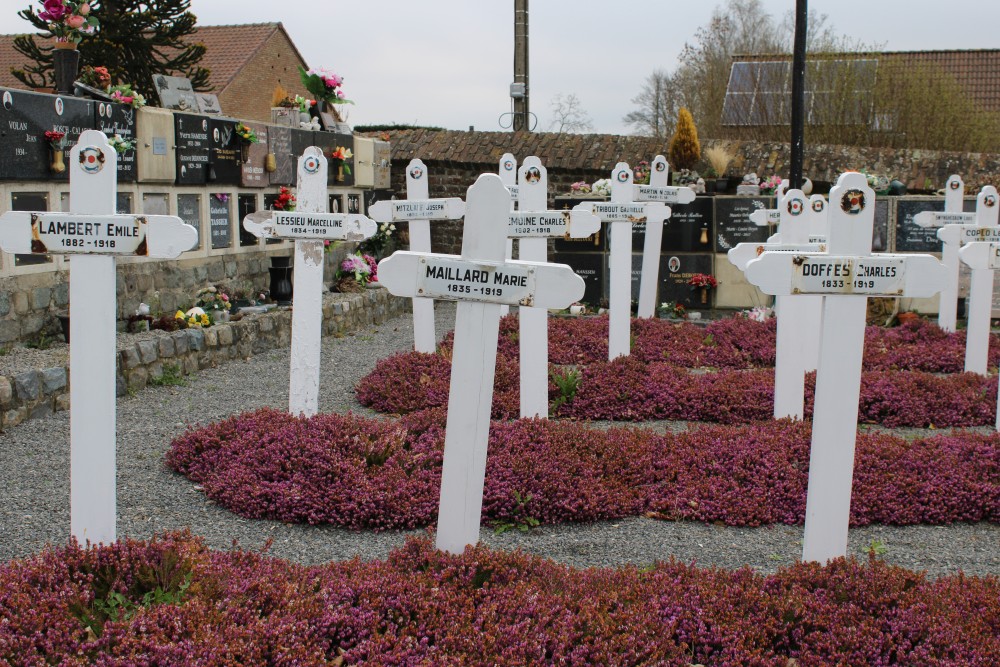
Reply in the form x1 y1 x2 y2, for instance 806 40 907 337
750 209 781 226
243 210 377 241
768 233 828 244
745 253 947 298
728 241 827 271
958 241 1000 270
938 224 1000 245
0 211 196 259
378 250 585 309
915 211 974 228
575 201 671 223
507 209 601 239
369 198 465 222
632 184 696 204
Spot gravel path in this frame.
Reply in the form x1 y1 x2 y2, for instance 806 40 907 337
1 303 996 577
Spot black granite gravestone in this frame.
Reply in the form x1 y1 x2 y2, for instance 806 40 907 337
237 193 259 247
714 197 774 253
208 117 241 186
209 194 232 249
177 193 202 250
552 252 603 307
93 100 136 182
0 88 94 181
658 253 714 308
267 125 295 186
894 197 976 252
552 195 608 253
289 129 317 186
174 113 210 185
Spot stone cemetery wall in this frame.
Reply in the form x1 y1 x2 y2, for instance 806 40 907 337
0 286 406 429
375 128 1000 312
0 86 389 346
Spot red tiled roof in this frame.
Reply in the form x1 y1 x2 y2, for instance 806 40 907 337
0 22 305 94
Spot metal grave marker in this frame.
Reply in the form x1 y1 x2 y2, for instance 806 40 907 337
913 175 968 332
744 172 947 563
0 130 196 545
574 162 669 359
632 155 694 318
952 186 1000 375
369 159 465 352
379 174 584 553
243 147 377 417
508 156 599 418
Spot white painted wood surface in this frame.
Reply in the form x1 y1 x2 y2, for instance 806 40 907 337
962 186 1000 374
772 190 812 420
498 153 517 317
379 174 582 553
636 155 670 318
935 175 966 332
517 156 550 418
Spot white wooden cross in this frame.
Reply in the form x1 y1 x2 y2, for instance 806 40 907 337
952 187 1000 376
498 153 518 317
731 190 825 419
914 175 968 333
574 162 669 359
378 174 585 553
369 159 465 353
632 155 696 318
745 172 947 563
243 147 377 417
509 156 600 418
0 130 196 545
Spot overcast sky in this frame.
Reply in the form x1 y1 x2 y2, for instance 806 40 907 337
4 0 999 134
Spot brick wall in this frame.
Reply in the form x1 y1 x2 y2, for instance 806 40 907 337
218 31 312 123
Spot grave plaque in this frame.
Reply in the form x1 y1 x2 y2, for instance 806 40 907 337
895 197 975 252
237 193 258 247
208 117 241 185
872 198 889 252
153 74 199 112
267 125 295 186
553 195 607 252
239 121 269 188
10 191 51 266
328 132 355 187
176 193 201 249
209 194 232 249
174 113 209 185
93 101 136 182
605 253 644 301
196 93 221 115
0 88 94 181
290 129 316 186
374 140 391 189
553 252 603 307
661 196 714 252
714 196 774 252
116 192 132 214
658 253 714 307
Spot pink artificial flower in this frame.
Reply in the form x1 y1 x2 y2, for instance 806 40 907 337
78 2 90 15
65 14 85 29
324 73 343 88
39 0 69 22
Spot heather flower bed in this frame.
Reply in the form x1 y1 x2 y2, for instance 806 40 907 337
357 353 999 427
167 409 998 530
452 314 1000 371
2 532 998 665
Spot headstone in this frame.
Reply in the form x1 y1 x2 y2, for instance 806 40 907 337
239 121 269 188
0 130 196 545
152 74 200 112
910 175 968 332
243 148 377 416
657 196 714 252
659 253 714 308
377 174 584 553
714 197 774 252
574 163 669 359
93 101 136 182
174 113 210 185
0 88 93 181
631 155 695 317
196 93 222 115
208 118 241 185
369 159 465 353
209 193 232 249
176 193 202 249
509 157 600 418
896 195 976 252
953 187 1000 374
745 172 947 563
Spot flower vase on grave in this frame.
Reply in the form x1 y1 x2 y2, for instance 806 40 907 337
265 152 277 173
333 160 345 182
269 266 293 305
50 148 66 174
239 141 251 163
700 287 708 304
52 43 80 96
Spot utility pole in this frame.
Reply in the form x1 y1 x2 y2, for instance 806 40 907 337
789 0 807 188
512 0 529 131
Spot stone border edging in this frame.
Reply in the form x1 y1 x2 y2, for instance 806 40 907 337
0 287 407 430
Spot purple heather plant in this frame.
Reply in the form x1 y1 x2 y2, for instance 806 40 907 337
167 410 998 530
1 532 997 664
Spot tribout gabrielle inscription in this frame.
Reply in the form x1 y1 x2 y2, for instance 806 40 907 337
589 202 647 221
417 257 534 305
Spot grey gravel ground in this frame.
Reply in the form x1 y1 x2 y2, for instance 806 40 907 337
1 302 997 577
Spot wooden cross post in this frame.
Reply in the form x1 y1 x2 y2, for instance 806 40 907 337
498 153 518 317
632 155 696 318
953 187 1000 376
243 148 377 416
745 172 947 562
576 163 669 359
0 130 196 545
369 159 465 353
913 175 967 333
510 157 600 418
378 174 585 553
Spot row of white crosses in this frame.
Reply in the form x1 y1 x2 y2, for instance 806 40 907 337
243 148 378 417
743 172 948 562
0 131 198 545
369 160 465 353
914 176 1000 374
378 174 585 553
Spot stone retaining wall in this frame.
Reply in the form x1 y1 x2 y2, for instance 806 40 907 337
0 286 406 430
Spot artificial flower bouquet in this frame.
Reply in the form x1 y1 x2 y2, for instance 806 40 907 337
688 273 718 290
29 0 99 45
